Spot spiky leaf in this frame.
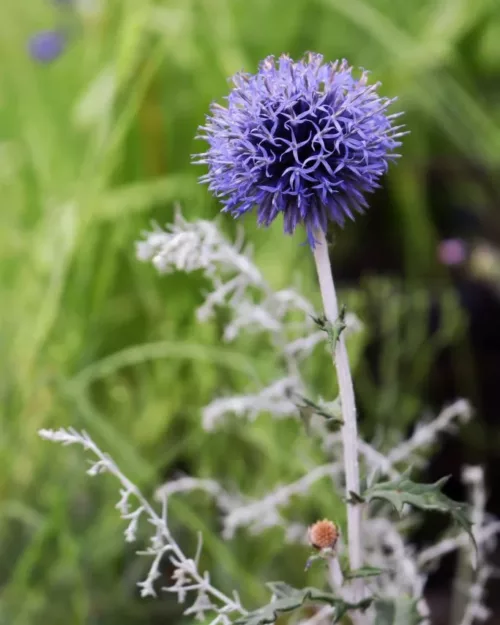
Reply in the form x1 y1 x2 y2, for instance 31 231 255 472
346 490 366 504
363 470 476 555
312 305 347 356
287 390 344 433
233 585 372 625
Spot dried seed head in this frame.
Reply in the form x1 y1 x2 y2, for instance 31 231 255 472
308 519 339 551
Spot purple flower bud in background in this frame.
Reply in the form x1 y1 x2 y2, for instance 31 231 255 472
28 30 66 63
196 53 404 245
437 239 467 266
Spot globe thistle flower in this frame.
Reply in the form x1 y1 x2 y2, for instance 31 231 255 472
28 30 66 63
196 53 404 245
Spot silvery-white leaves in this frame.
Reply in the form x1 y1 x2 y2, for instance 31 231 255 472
360 519 430 623
221 463 342 539
137 547 167 598
462 465 484 486
221 300 282 342
42 210 498 625
184 589 217 621
167 563 194 604
284 523 310 544
39 426 88 446
136 211 325 353
137 212 260 282
458 567 491 625
417 521 500 569
137 578 160 599
202 376 300 430
284 331 326 359
123 507 144 543
39 428 247 620
155 476 225 501
137 211 261 286
455 466 491 625
363 518 424 598
321 399 473 482
210 615 232 625
86 459 109 476
116 487 133 515
384 399 471 470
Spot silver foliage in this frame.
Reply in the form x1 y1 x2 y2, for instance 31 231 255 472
38 214 499 625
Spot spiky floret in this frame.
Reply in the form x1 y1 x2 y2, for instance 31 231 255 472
196 53 404 245
28 30 66 63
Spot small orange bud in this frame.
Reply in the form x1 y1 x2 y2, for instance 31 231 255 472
308 519 339 551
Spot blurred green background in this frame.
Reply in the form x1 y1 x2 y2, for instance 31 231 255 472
1 0 500 624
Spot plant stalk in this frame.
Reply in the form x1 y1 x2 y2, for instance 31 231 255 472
312 229 363 583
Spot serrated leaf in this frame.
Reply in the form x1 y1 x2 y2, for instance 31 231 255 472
289 391 344 430
233 585 372 625
344 566 384 580
312 306 347 357
330 305 347 350
346 490 366 504
363 469 477 557
311 313 328 331
296 394 337 420
374 596 424 625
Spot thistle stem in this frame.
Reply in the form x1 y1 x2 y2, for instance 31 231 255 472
312 229 363 579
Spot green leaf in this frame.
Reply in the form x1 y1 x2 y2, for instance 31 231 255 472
233 585 372 625
296 394 339 421
346 490 366 505
286 390 344 433
374 596 424 625
312 305 347 357
363 469 477 556
344 566 384 581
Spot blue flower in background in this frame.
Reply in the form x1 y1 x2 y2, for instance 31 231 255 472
28 29 66 63
197 53 404 244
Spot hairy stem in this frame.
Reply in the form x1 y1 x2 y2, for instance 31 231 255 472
312 229 363 583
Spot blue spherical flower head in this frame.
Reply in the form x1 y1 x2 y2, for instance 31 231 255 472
196 53 404 245
28 30 66 63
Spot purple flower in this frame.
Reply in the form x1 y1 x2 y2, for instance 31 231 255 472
28 30 66 63
437 239 467 266
196 53 404 244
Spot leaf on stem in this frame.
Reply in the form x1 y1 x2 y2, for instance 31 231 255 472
286 389 343 433
346 490 366 505
363 469 477 556
311 305 347 356
233 585 372 625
